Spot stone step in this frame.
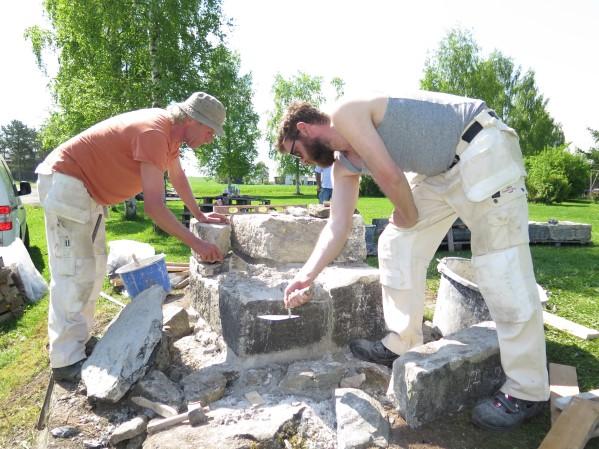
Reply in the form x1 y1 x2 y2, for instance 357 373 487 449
388 321 504 428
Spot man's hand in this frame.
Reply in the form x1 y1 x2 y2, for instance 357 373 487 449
191 238 224 263
284 274 314 308
199 212 229 225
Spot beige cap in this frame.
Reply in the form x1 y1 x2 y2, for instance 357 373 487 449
177 92 226 136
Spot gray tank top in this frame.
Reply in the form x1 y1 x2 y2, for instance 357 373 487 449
338 91 486 176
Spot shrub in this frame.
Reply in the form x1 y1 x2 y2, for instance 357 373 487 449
359 175 384 197
525 146 591 203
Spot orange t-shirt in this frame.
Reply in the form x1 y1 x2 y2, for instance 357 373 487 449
49 108 181 205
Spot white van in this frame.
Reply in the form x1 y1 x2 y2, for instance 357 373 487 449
0 156 31 247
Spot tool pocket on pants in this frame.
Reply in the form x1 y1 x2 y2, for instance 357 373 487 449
472 246 539 322
378 224 413 290
458 127 526 202
42 173 92 224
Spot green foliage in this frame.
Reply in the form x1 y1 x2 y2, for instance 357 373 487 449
245 161 269 185
27 0 227 150
0 120 41 180
421 28 564 156
196 46 260 184
266 73 344 194
525 146 590 203
359 175 384 197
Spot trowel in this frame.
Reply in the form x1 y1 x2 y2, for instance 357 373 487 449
257 308 300 321
257 286 311 321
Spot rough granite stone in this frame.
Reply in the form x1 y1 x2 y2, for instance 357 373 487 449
231 213 366 264
82 285 165 402
335 388 389 449
388 322 504 427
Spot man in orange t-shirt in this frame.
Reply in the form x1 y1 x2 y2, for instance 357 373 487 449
36 92 227 382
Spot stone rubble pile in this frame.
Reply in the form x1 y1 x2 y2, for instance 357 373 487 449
41 209 508 448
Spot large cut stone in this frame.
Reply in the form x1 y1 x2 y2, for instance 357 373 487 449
191 264 385 362
190 220 231 255
82 285 165 402
388 322 504 428
528 220 591 244
335 388 389 449
231 213 366 264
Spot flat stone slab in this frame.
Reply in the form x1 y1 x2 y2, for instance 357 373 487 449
231 213 366 264
335 388 389 449
82 285 165 402
190 264 385 362
528 220 591 244
388 322 504 428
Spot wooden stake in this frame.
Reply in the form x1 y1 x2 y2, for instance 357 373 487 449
538 397 599 449
549 363 579 424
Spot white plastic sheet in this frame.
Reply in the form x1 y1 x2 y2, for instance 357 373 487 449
106 240 155 275
0 238 47 302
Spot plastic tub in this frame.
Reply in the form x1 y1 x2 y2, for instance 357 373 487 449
115 254 171 298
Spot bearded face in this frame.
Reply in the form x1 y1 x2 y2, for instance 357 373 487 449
301 136 335 167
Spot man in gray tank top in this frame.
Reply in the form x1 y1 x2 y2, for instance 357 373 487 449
276 91 549 432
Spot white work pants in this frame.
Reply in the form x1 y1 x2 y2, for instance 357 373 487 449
378 124 549 402
38 172 107 368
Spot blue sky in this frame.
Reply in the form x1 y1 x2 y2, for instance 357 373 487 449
2 0 598 175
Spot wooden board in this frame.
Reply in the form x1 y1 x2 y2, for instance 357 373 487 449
538 397 599 449
549 363 579 424
543 311 599 340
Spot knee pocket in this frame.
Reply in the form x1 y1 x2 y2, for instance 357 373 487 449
378 225 426 290
472 245 539 322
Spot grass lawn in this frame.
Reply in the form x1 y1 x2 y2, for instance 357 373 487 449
1 178 597 447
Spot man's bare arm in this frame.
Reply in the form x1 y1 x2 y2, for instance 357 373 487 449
284 162 359 307
141 162 223 262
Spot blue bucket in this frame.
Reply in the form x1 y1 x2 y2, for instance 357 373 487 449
115 254 171 298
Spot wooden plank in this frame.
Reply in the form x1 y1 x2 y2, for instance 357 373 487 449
538 397 599 449
543 311 599 340
549 363 579 424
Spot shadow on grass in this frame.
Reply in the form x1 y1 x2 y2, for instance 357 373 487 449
28 245 46 274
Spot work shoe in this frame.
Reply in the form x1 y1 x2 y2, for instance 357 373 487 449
349 339 399 367
471 392 546 431
52 359 85 383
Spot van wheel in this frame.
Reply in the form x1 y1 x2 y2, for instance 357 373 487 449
23 224 30 248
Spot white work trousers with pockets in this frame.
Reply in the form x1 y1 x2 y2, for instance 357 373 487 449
37 172 107 369
377 121 550 402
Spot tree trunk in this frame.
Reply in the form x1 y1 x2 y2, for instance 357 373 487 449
295 159 301 195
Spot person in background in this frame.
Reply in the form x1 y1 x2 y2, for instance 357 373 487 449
276 92 549 432
36 92 228 382
315 165 333 204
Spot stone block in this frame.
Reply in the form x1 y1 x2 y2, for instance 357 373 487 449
528 220 591 244
162 304 191 339
82 285 165 402
308 203 330 219
191 264 385 362
389 322 504 427
335 388 389 449
190 219 232 255
231 213 366 264
218 268 329 357
319 266 386 346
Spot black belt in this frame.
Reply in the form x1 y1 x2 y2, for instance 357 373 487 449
449 110 499 168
